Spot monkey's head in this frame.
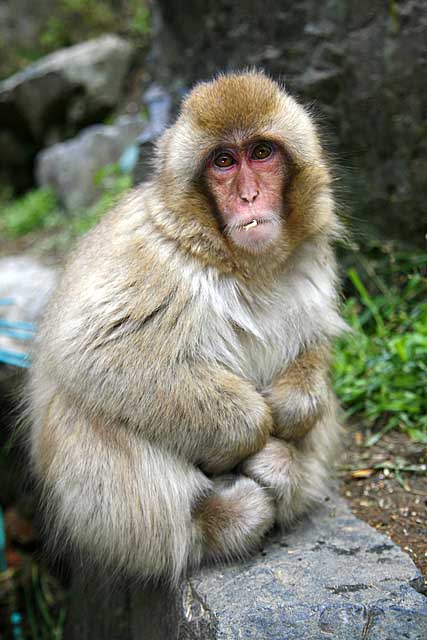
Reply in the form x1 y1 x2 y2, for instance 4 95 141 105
155 71 338 273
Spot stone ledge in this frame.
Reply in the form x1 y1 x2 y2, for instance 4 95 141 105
177 494 427 639
64 493 427 640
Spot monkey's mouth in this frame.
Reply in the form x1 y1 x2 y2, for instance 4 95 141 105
230 217 275 232
223 215 281 252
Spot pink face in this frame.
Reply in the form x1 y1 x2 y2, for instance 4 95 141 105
204 140 286 252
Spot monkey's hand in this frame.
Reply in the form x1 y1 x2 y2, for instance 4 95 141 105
265 346 330 442
193 366 273 475
241 437 295 496
241 435 328 527
149 363 273 475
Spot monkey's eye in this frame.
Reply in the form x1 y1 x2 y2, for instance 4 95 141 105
213 152 235 169
251 142 274 161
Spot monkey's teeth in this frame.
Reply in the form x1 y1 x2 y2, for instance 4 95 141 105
243 220 258 230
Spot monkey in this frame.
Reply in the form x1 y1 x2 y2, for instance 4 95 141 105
28 71 345 584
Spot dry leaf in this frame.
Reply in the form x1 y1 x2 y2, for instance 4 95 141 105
350 468 375 479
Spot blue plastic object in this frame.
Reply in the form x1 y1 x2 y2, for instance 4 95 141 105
0 506 7 573
0 299 34 368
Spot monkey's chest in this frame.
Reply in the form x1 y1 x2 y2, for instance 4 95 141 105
200 293 299 389
190 269 317 388
232 312 297 388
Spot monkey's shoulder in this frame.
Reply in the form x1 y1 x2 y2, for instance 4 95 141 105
39 187 186 344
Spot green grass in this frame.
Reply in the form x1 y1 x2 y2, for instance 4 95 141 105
40 0 151 51
1 188 61 237
334 247 427 444
0 165 132 245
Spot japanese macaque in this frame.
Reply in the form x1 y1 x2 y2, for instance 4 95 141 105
28 71 345 583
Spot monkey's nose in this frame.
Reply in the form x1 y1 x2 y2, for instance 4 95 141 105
239 189 259 203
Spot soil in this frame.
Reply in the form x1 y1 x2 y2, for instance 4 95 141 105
339 423 427 584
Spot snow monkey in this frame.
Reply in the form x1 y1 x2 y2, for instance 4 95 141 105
29 71 345 583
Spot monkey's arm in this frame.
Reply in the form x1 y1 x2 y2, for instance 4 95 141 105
130 359 274 475
242 349 339 527
265 345 331 441
39 302 272 476
33 203 275 476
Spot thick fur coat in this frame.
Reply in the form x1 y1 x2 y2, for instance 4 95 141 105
29 72 345 583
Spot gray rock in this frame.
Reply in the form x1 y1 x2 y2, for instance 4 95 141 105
36 115 146 210
63 493 427 640
0 34 134 191
0 34 133 139
150 0 427 248
178 494 427 639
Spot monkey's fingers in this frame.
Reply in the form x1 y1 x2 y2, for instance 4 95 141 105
241 436 330 528
241 437 296 495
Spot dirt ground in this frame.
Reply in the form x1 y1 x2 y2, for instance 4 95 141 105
339 424 427 584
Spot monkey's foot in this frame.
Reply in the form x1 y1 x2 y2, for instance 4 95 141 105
195 476 275 564
241 437 296 496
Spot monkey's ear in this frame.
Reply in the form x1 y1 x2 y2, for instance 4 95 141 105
153 129 173 174
159 123 214 186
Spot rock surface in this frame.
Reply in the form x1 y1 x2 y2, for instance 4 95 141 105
36 115 146 210
151 0 427 248
64 493 427 640
0 34 134 191
177 494 427 639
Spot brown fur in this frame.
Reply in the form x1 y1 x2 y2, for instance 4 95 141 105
184 73 280 136
268 346 331 440
28 71 343 583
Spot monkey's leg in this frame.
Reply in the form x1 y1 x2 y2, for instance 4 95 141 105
241 405 340 528
247 347 340 526
32 397 274 583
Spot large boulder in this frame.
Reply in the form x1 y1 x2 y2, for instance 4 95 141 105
150 0 427 248
180 495 427 639
0 35 134 192
36 115 146 210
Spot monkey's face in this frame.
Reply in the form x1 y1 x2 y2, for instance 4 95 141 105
204 140 286 253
